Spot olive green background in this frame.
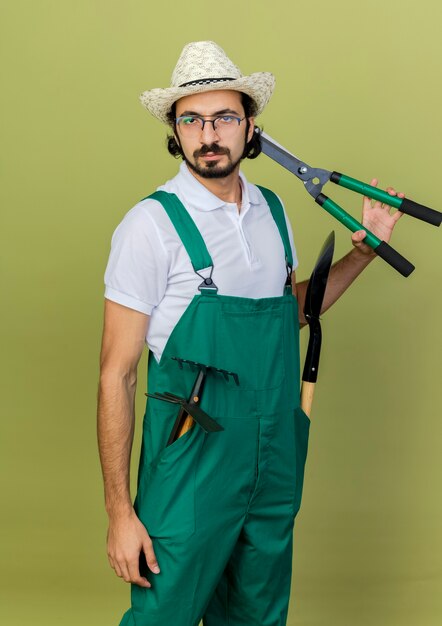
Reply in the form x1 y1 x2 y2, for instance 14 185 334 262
1 0 441 624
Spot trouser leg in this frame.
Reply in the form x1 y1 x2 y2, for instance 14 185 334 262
118 417 261 626
203 409 308 626
119 520 244 626
202 509 295 626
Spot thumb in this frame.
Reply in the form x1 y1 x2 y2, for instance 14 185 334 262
352 229 366 244
143 538 160 574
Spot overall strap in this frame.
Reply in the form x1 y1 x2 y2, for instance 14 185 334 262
146 191 213 271
145 191 217 293
256 185 294 269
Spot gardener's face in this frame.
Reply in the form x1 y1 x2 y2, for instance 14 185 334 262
174 90 255 179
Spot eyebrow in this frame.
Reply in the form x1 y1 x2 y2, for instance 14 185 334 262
177 108 241 117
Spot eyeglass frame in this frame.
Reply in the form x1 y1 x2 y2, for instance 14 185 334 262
174 114 246 133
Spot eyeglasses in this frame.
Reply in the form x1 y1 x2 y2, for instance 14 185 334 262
175 115 245 136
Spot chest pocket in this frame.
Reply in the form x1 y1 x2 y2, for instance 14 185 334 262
220 302 285 392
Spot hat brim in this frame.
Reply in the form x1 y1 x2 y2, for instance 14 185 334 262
139 72 275 124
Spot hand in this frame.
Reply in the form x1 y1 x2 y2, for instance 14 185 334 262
107 509 160 588
351 178 405 256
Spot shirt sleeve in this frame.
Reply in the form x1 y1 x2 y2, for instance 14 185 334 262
104 203 169 315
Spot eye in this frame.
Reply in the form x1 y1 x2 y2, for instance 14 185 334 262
180 116 198 125
218 116 235 124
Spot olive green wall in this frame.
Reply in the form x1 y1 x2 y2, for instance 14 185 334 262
1 0 441 624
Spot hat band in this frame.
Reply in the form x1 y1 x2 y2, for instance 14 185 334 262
178 77 236 88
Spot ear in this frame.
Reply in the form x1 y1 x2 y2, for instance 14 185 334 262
247 117 255 143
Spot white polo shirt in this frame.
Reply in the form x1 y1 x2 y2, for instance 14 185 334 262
104 162 298 362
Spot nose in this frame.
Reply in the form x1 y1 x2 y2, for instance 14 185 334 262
200 120 219 143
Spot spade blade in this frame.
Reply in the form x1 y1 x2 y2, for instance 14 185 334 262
304 231 335 322
302 231 335 385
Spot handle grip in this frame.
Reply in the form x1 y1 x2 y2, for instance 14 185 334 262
373 241 415 277
399 197 441 226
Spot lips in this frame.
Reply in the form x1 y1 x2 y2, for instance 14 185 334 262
201 153 223 160
199 149 225 156
197 145 227 157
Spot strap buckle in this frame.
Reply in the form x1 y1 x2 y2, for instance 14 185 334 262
196 265 218 293
285 259 293 287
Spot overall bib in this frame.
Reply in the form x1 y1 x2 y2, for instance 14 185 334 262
119 187 310 626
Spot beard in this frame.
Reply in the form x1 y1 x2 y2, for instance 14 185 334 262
184 143 243 179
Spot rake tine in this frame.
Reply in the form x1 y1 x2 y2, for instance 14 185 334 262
213 367 240 386
172 356 212 374
230 372 240 386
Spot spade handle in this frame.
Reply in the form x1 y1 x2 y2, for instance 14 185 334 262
301 382 314 418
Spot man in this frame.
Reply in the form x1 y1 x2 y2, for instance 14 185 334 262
97 41 404 626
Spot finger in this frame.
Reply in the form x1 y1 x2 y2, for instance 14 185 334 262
143 539 161 575
373 185 395 211
392 210 404 224
351 230 375 255
365 178 378 197
108 553 116 570
363 178 378 210
115 559 130 582
127 558 151 588
352 229 366 243
107 549 120 575
369 179 396 211
381 186 397 211
386 188 405 199
384 187 407 213
113 561 124 579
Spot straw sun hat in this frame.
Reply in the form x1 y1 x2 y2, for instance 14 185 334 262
140 41 275 125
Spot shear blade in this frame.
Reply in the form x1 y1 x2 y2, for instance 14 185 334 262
260 131 331 198
183 402 224 433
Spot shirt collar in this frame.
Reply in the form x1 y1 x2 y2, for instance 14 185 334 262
169 162 261 212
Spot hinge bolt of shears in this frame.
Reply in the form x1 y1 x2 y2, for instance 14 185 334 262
298 166 308 174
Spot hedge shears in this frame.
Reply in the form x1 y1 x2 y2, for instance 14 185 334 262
259 131 441 277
